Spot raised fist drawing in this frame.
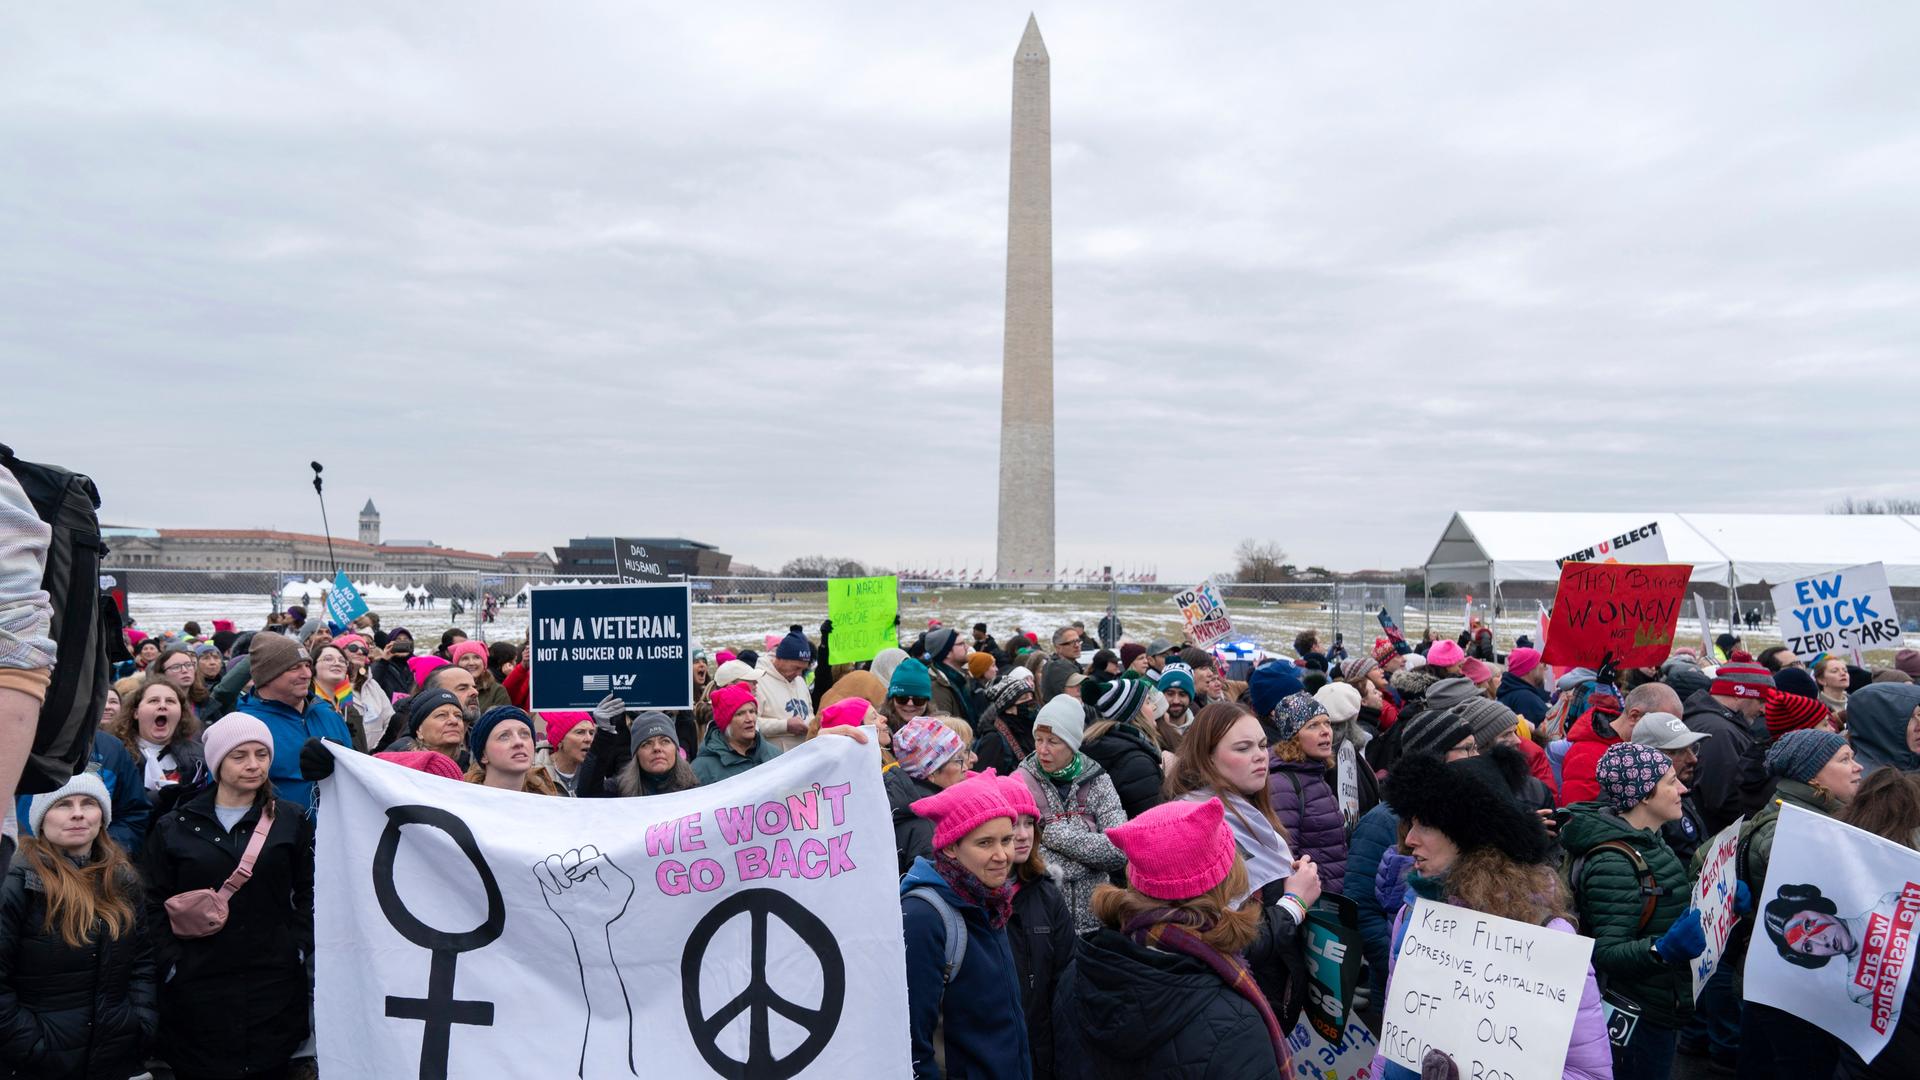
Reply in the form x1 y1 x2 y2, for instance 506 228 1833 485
535 845 634 936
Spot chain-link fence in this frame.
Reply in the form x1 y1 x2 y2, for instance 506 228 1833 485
106 568 1409 656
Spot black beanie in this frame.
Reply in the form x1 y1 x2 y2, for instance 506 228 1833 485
1384 751 1551 866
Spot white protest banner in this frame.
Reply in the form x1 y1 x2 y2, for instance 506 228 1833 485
1380 897 1594 1080
1744 803 1920 1065
1690 818 1743 1000
314 736 909 1079
1693 594 1715 660
1771 561 1901 663
1287 1010 1378 1079
1172 580 1235 647
1556 520 1669 568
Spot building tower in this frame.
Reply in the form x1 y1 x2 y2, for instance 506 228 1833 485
994 14 1055 583
358 499 380 546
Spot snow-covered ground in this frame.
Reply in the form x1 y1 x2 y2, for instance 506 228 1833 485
126 589 1919 663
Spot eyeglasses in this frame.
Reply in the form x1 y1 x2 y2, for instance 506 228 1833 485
161 662 195 674
891 695 930 706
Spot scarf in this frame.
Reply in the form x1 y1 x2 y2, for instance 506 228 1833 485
932 851 1015 930
1198 788 1293 901
1123 908 1290 1074
1040 751 1085 784
137 736 178 794
314 678 354 715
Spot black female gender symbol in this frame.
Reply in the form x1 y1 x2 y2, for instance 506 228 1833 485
372 805 507 1080
680 888 845 1080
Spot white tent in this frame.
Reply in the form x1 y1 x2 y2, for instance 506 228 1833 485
1424 511 1920 595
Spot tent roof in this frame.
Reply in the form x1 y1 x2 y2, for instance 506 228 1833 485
1423 511 1920 587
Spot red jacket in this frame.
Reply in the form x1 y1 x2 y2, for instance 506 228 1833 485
1518 736 1558 796
503 662 529 710
1556 700 1625 806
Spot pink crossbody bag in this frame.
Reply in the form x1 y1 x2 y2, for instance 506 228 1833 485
165 801 275 939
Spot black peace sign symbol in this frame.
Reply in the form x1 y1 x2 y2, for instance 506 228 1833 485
680 888 845 1080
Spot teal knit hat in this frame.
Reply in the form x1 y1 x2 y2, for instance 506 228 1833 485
888 658 933 700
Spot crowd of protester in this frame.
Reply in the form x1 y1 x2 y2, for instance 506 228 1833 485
6 493 1920 1079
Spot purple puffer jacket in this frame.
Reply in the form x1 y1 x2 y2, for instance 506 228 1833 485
1268 756 1348 896
1378 904 1613 1080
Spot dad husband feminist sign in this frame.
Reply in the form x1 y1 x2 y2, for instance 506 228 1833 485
312 736 910 1079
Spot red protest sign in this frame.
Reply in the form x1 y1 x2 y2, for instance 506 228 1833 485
1541 562 1690 670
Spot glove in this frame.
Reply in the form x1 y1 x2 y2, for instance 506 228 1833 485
820 619 833 637
1595 653 1621 688
1734 880 1752 916
1654 908 1706 962
299 737 337 781
1420 1049 1461 1080
591 693 626 731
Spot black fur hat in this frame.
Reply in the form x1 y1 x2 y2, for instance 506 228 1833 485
1384 746 1552 866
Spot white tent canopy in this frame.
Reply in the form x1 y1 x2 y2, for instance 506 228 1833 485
1425 511 1920 589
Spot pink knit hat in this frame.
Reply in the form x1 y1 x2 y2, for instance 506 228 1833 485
449 640 490 666
1427 640 1465 668
1461 657 1494 686
715 649 737 666
544 711 593 748
1107 797 1238 902
894 716 964 780
711 684 758 732
375 750 466 781
331 633 369 653
818 698 873 730
911 770 1017 850
1506 647 1542 678
408 654 450 687
203 714 275 775
994 773 1039 821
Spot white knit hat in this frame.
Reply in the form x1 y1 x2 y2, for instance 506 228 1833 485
28 771 112 838
1035 694 1088 753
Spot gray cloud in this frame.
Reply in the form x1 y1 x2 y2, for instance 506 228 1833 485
4 2 1915 578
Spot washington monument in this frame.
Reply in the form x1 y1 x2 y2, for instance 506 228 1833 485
995 14 1055 582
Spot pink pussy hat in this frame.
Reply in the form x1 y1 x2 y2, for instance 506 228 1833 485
1107 796 1237 902
993 773 1040 821
911 769 1017 850
817 698 873 730
1426 639 1465 668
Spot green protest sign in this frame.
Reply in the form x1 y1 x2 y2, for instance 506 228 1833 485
827 576 898 665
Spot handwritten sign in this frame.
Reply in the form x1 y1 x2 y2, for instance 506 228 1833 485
1172 581 1235 647
1381 898 1593 1080
1288 1010 1378 1079
1745 804 1920 1064
1691 818 1744 1000
1771 562 1901 663
826 575 898 666
1540 562 1690 670
1556 520 1669 568
313 736 909 1078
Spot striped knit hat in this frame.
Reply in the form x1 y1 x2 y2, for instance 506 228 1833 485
1091 678 1148 722
1763 688 1831 739
1710 661 1774 700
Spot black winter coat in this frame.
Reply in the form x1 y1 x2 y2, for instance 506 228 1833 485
142 790 313 1078
886 768 944 874
974 713 1036 778
1081 723 1166 821
0 859 156 1080
1009 875 1075 1078
368 656 416 699
1053 929 1283 1079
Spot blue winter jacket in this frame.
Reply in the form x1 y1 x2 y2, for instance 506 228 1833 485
1496 671 1549 726
14 730 151 855
900 857 1032 1080
226 693 353 811
1346 801 1399 1000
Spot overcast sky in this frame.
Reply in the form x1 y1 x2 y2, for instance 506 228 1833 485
4 2 1916 578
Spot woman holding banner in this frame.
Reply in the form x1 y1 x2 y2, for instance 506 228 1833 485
1735 729 1861 1079
1378 752 1612 1080
1562 743 1711 1080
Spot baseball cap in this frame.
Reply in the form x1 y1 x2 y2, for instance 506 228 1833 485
1631 712 1711 750
1147 638 1176 656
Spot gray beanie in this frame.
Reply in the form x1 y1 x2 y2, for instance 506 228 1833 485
1396 706 1475 760
1424 677 1480 713
1453 697 1520 752
629 711 678 749
27 771 112 839
1764 729 1848 784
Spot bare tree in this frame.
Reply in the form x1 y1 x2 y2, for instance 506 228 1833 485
779 555 870 578
1828 496 1920 515
1232 539 1290 584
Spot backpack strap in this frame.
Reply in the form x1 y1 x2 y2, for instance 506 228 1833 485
219 800 277 899
1586 838 1662 936
905 887 967 983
